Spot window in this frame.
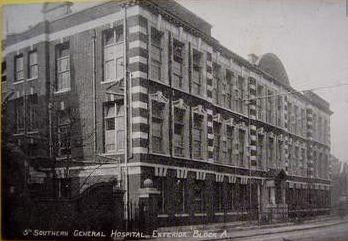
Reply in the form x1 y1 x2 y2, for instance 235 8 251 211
28 51 38 79
277 96 282 126
58 114 71 156
104 102 125 153
226 126 234 165
294 105 299 134
151 101 165 153
192 49 202 95
103 26 124 83
2 61 6 82
257 134 264 169
226 183 236 211
193 180 205 212
287 143 292 172
268 137 274 168
175 178 187 213
15 55 24 82
173 108 185 157
266 90 273 123
300 149 305 176
14 97 24 133
287 102 292 132
213 63 220 104
214 182 224 212
213 121 221 162
173 39 184 88
312 113 316 139
301 109 306 136
150 27 162 81
318 116 322 141
257 85 264 120
295 146 299 175
156 177 167 213
193 113 204 159
225 70 233 109
238 129 245 167
56 43 70 91
277 140 282 169
28 94 39 130
237 76 244 113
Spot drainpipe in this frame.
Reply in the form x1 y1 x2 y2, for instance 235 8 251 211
123 3 129 232
92 29 97 155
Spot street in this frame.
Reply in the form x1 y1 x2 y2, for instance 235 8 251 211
231 222 348 241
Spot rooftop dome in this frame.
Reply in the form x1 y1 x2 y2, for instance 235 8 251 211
257 53 290 86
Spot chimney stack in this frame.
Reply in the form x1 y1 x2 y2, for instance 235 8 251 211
248 53 259 65
42 2 73 21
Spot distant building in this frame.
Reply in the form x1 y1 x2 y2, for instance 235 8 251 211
331 155 348 206
2 0 332 225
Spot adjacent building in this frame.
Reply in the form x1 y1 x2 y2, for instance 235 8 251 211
2 0 332 226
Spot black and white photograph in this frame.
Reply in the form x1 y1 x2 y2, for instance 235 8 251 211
1 0 348 240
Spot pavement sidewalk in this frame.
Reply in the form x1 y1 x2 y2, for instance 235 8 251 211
152 215 348 241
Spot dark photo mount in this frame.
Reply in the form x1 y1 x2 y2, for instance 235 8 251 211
2 0 347 240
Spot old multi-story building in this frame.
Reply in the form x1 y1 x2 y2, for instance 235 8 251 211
2 0 332 225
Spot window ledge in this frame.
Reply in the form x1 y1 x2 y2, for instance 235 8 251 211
56 156 69 161
101 77 124 85
13 132 25 136
172 154 190 160
54 88 71 94
174 213 189 217
27 77 38 81
194 213 207 217
102 152 124 156
27 130 39 134
149 152 171 157
13 80 25 85
214 212 225 216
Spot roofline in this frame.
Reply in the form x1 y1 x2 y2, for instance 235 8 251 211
3 0 332 115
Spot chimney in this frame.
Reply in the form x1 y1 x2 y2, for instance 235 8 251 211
248 53 259 65
42 2 73 21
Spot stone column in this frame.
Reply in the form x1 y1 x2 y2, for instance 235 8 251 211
138 179 160 234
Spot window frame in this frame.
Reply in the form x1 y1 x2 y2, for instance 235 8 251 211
192 105 206 160
14 54 24 83
2 61 7 82
103 101 125 154
150 27 163 82
27 93 39 131
102 26 124 84
56 43 71 92
172 99 188 157
149 91 169 155
172 39 185 88
28 50 38 79
192 49 203 96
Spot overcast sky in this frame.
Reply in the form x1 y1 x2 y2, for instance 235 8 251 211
3 0 348 162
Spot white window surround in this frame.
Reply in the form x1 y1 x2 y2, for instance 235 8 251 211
172 98 189 158
149 91 169 155
192 105 207 161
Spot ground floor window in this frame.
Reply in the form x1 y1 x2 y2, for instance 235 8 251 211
192 180 205 213
214 182 224 212
155 177 167 214
174 178 188 213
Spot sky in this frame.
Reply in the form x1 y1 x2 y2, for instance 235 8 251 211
3 0 348 162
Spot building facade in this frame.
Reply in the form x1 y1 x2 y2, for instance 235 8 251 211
2 0 332 226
